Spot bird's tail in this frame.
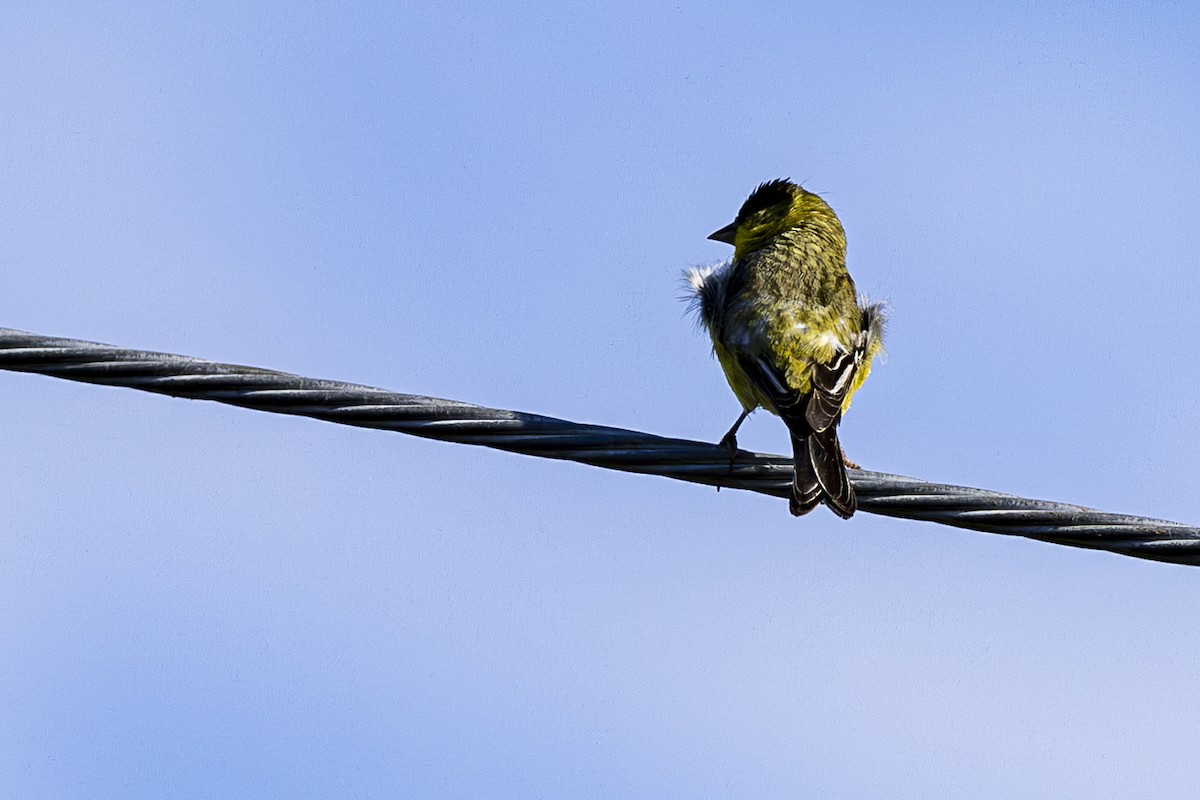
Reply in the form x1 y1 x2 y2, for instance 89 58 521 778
789 426 856 519
789 432 822 516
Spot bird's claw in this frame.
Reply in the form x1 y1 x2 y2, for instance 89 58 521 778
718 431 739 475
840 445 860 470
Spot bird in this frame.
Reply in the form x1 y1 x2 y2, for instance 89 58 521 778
685 178 885 518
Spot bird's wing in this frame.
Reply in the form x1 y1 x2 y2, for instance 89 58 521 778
734 352 805 417
735 344 858 434
806 348 857 432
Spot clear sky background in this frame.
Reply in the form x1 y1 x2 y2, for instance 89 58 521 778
3 3 1200 798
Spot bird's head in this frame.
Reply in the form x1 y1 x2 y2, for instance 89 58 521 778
709 178 840 258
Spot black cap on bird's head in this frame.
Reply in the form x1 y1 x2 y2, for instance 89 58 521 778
708 178 802 244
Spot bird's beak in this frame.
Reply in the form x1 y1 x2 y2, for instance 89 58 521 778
707 221 738 245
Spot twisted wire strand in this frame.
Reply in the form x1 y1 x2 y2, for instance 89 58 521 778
2 326 1197 566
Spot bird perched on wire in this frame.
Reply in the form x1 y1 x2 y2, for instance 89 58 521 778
686 179 885 518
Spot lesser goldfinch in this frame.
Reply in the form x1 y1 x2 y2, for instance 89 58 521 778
686 179 885 518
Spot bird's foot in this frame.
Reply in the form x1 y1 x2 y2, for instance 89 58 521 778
714 409 751 487
718 431 739 476
840 446 860 470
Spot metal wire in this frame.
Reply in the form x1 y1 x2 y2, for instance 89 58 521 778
3 326 1197 566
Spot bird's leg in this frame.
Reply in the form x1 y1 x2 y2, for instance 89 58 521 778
718 408 750 452
718 409 751 474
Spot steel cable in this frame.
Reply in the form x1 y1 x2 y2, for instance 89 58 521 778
2 326 1196 566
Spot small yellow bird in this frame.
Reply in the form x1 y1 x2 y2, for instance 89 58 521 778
686 179 885 518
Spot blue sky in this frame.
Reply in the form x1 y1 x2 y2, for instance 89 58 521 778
3 3 1199 797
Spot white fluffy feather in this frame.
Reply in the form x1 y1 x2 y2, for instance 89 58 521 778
682 261 732 332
